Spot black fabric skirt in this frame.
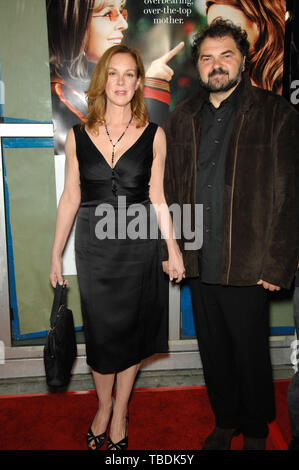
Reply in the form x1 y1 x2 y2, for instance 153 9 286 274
74 199 168 374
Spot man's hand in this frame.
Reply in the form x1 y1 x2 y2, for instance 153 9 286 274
257 279 281 291
145 42 185 81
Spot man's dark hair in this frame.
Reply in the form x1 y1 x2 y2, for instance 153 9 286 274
191 19 250 67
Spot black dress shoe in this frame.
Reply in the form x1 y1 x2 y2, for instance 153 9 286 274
202 426 240 450
243 436 266 450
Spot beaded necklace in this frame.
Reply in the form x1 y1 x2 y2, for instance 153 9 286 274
104 115 133 195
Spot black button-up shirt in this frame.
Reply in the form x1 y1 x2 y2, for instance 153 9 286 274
196 81 243 284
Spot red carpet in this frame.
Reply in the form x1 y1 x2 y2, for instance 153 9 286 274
0 380 291 450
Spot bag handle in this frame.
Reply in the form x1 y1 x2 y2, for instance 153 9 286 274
50 282 67 327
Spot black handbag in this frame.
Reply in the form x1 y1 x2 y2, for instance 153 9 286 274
44 283 77 388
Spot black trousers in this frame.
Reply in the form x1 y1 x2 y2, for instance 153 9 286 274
189 279 275 438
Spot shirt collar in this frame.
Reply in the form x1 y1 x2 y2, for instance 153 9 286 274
205 79 244 110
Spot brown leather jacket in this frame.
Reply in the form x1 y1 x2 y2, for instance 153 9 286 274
162 74 299 289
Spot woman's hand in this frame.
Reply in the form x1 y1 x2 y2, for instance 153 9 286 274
162 261 169 275
49 255 65 288
165 247 186 283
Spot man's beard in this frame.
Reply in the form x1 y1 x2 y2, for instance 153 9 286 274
198 63 243 93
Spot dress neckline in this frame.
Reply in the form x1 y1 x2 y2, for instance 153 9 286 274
83 123 151 170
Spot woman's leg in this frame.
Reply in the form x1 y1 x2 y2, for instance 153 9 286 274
109 362 141 443
88 369 115 449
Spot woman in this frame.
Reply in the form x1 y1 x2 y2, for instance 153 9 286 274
206 0 286 94
49 44 185 450
46 0 184 154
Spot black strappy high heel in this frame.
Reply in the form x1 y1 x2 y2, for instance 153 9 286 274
107 415 129 451
86 404 113 451
86 426 107 451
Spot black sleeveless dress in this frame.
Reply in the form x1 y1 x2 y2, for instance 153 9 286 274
73 122 168 374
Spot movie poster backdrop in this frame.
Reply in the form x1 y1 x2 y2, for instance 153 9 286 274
47 0 286 155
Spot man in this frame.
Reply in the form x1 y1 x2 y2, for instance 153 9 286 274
162 20 299 450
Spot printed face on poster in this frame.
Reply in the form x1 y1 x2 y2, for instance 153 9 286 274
46 0 286 274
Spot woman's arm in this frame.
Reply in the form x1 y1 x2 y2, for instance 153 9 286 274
149 126 185 282
49 128 81 287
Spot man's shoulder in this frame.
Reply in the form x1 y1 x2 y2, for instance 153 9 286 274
249 85 298 116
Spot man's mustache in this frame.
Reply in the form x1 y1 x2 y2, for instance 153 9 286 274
209 68 229 78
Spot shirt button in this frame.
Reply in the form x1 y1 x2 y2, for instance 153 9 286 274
217 118 222 122
211 161 216 166
206 206 211 211
207 184 212 188
214 139 220 144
